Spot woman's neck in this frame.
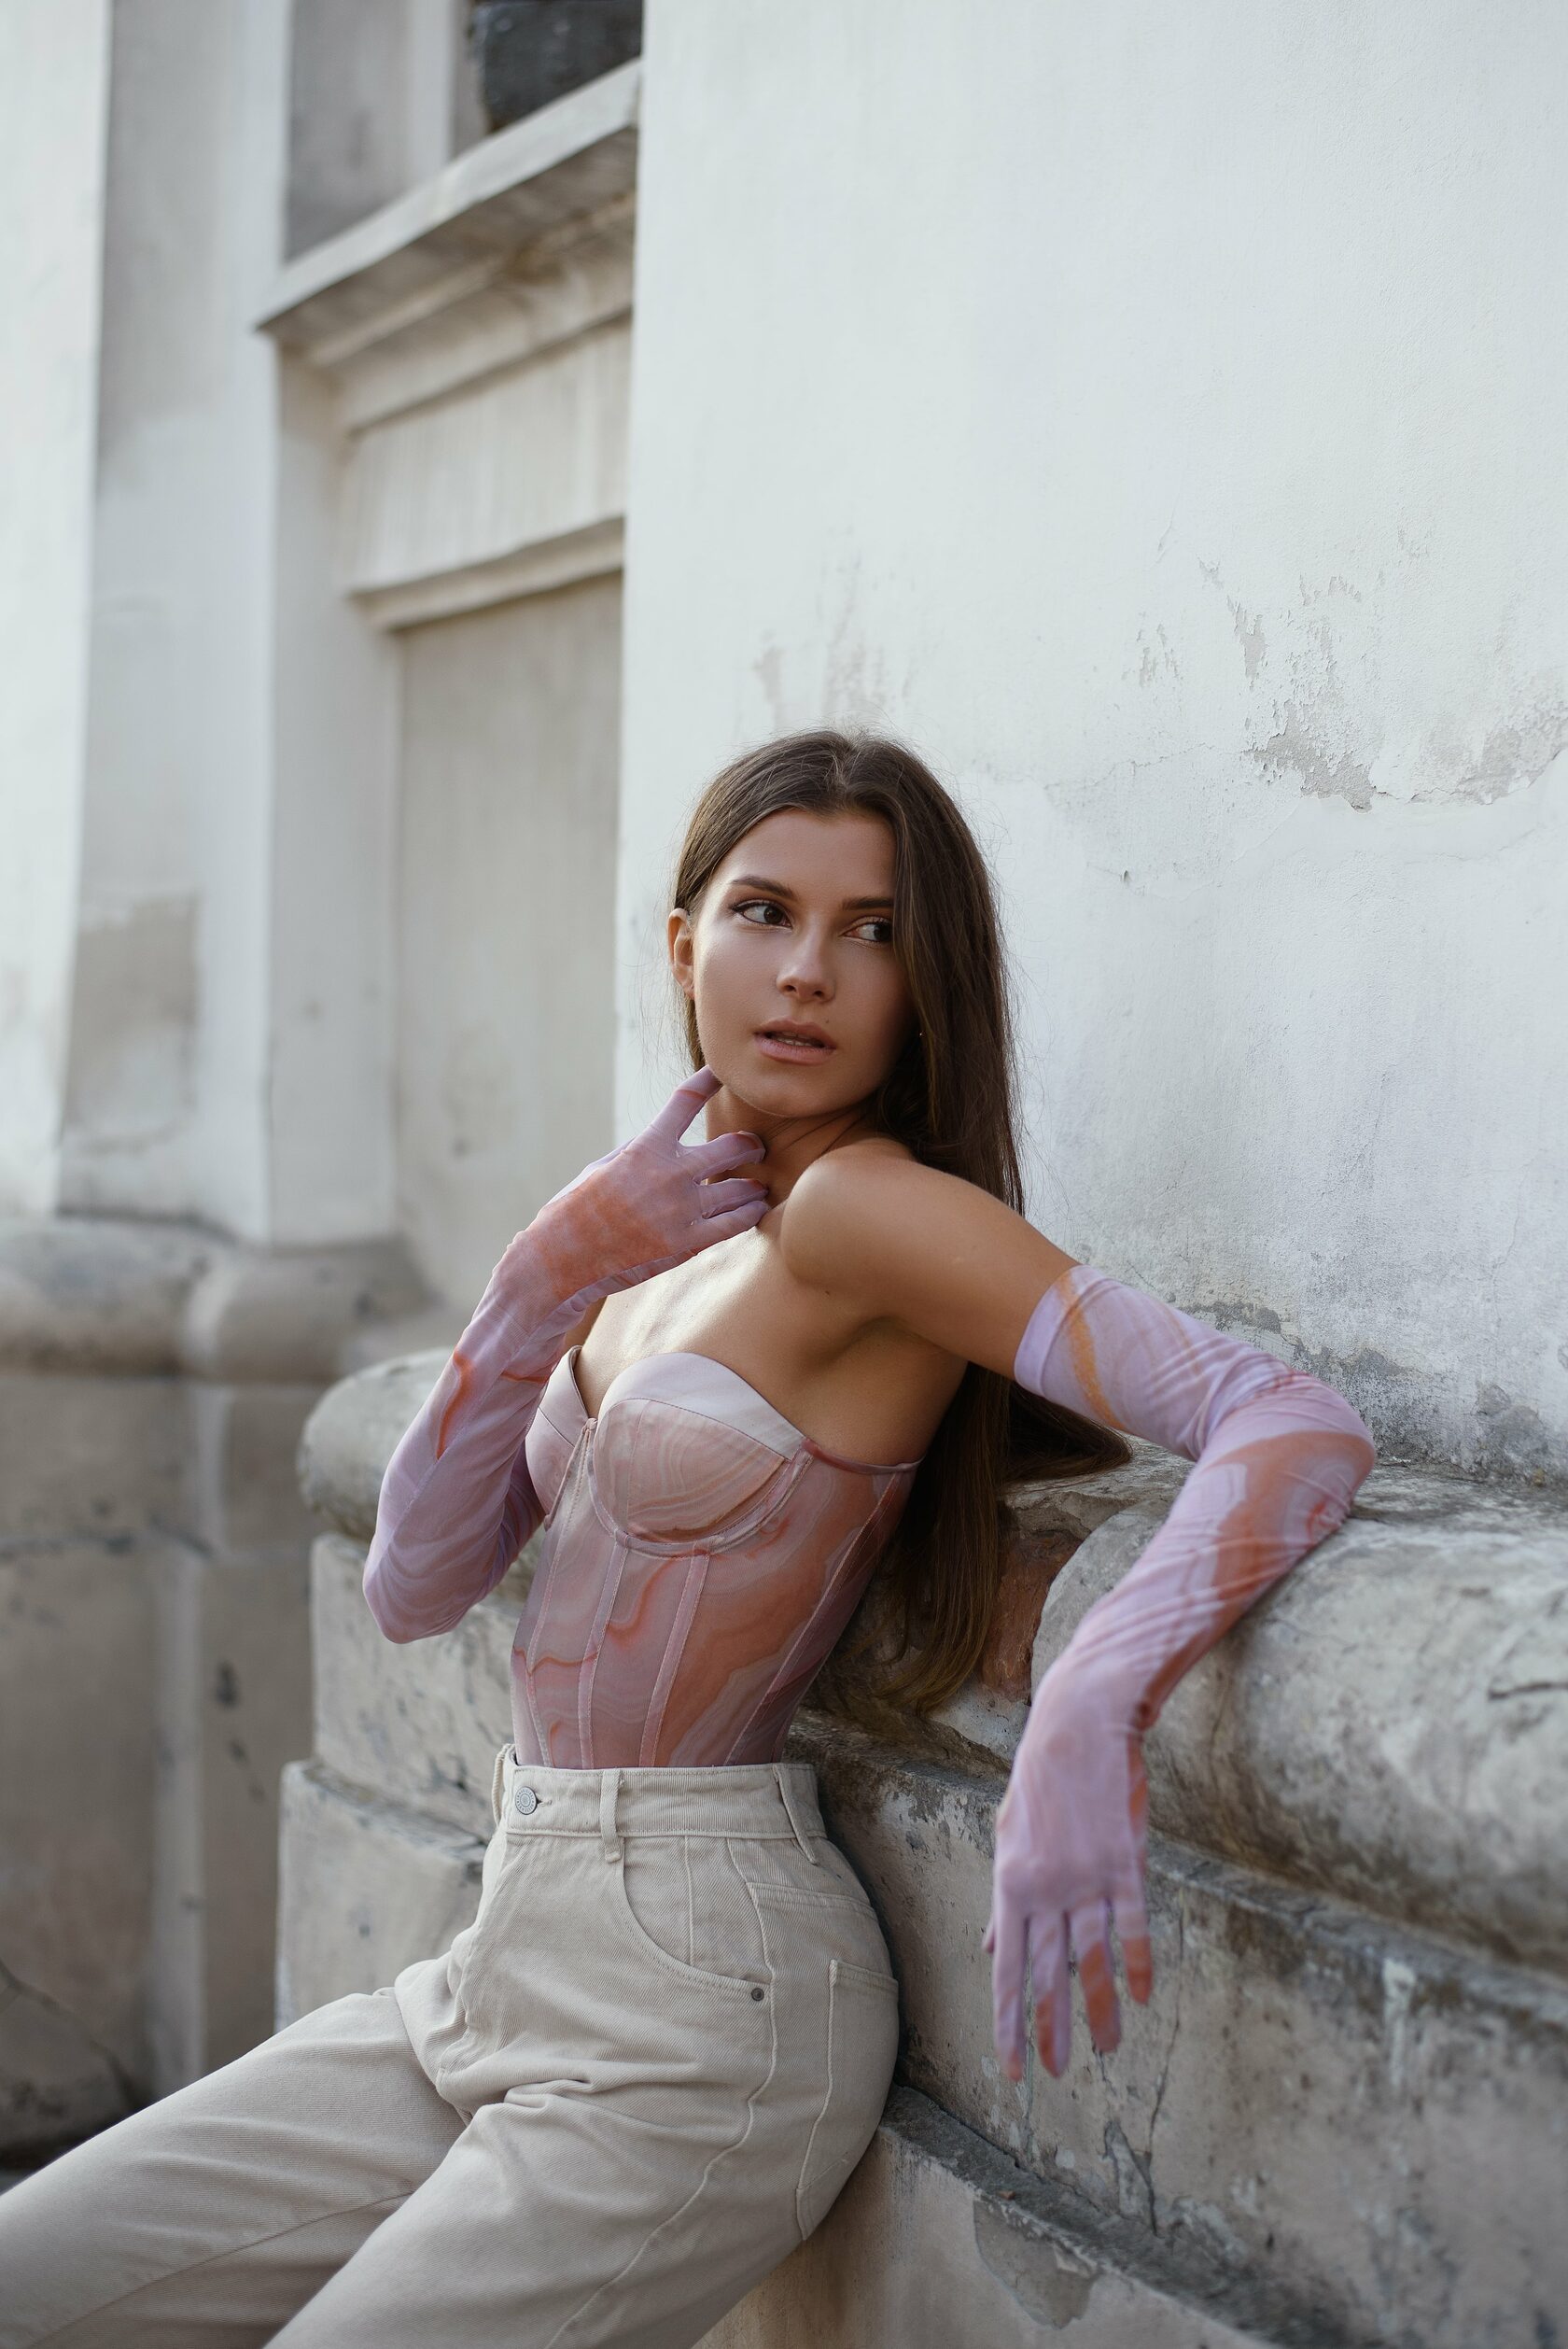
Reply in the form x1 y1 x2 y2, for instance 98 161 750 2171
704 1086 877 1204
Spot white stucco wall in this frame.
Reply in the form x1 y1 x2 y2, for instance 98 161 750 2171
53 0 400 1247
396 578 622 1308
0 0 111 1215
616 0 1568 1477
62 0 283 1223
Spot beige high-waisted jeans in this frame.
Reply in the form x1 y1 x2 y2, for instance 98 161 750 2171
0 1751 900 2349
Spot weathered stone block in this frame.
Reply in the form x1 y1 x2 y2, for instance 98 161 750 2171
298 1349 449 1542
0 1971 134 2163
0 1217 211 1374
0 1537 159 2090
181 1239 427 1385
699 2089 1281 2349
0 1371 182 1537
310 1533 535 1838
794 1723 1568 2349
182 1381 324 1556
147 1544 312 2092
274 1762 485 2028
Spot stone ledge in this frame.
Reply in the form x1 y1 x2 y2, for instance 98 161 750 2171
702 2088 1311 2349
1029 1470 1568 1976
794 1722 1568 2349
287 1505 1568 2345
258 60 639 360
0 1216 427 1383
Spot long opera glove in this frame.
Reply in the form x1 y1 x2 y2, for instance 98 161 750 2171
361 1069 767 1644
987 1265 1376 2079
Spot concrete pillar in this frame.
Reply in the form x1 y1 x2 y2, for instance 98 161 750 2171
0 0 112 1217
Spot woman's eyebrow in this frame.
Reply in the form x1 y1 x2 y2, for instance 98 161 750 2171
728 873 893 910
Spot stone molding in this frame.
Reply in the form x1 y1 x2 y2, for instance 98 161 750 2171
0 1216 427 1385
257 63 637 629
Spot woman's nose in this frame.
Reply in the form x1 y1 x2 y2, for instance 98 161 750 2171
777 938 832 997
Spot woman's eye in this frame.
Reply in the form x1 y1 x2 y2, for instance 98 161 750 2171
734 898 787 926
855 918 895 946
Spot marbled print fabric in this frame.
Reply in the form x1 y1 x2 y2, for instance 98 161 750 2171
512 1347 919 1767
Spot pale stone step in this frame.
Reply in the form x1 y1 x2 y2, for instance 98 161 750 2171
700 2087 1317 2349
794 1721 1568 2349
274 1761 485 2027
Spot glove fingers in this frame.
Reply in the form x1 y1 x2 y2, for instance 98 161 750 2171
1030 1914 1071 2077
1070 1900 1121 2054
1112 1891 1154 2004
689 1129 766 1174
987 1897 1029 2082
697 1201 770 1245
696 1175 771 1218
648 1066 721 1141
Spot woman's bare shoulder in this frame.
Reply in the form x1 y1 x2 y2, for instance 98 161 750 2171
778 1136 1075 1374
778 1140 973 1282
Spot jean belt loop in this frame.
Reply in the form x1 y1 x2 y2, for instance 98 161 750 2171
491 1742 511 1830
774 1765 819 1864
600 1767 623 1864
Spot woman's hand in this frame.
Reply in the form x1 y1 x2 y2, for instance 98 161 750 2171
985 1671 1154 2080
526 1065 769 1302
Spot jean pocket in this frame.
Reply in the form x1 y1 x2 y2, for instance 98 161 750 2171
609 1836 770 2003
795 1956 901 2241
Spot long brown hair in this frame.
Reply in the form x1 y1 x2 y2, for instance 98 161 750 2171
670 729 1127 1713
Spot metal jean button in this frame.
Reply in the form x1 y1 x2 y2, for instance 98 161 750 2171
512 1784 539 1817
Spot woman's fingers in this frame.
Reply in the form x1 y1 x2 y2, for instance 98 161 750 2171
696 1176 770 1219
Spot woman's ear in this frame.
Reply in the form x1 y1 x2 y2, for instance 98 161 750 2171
666 907 695 1001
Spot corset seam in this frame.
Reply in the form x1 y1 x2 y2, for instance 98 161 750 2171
723 1521 877 1764
582 1437 816 1554
638 1546 712 1765
577 1533 628 1769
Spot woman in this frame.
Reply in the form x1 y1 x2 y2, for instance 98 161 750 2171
0 731 1374 2345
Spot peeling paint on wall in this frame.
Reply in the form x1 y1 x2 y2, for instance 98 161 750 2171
1248 702 1375 810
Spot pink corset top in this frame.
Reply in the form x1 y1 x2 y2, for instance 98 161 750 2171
509 1346 921 1768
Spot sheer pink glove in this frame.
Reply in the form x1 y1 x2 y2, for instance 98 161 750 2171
362 1068 767 1643
987 1265 1375 2079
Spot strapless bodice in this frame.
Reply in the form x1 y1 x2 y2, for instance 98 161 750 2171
507 1345 920 1768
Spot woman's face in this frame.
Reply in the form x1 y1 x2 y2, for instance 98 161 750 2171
668 808 917 1119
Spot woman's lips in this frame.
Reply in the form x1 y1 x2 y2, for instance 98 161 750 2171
753 1030 835 1063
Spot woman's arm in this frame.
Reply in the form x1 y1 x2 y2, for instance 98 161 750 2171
780 1154 1375 2076
363 1071 768 1643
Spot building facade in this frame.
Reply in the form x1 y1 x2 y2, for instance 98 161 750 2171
2 4 1565 2341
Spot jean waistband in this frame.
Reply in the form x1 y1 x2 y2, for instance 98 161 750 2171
491 1744 825 1857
